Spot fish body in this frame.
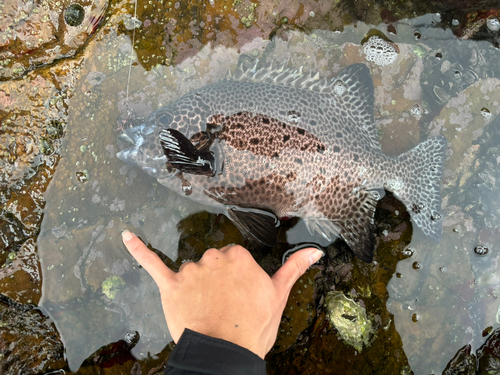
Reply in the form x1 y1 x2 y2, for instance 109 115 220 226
117 62 446 262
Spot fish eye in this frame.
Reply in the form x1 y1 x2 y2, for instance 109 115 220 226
156 112 173 126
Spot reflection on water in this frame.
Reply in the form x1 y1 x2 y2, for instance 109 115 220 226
2 0 500 373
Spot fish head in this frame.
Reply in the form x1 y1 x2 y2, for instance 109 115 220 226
116 92 214 180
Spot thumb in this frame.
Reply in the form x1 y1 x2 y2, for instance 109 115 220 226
122 230 176 286
272 248 323 300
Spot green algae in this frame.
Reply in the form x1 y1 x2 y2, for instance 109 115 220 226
101 276 125 300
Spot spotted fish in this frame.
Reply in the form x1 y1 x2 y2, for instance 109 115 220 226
117 61 446 262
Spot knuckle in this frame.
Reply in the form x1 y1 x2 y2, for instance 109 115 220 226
179 260 195 272
291 255 308 276
200 248 222 262
141 251 160 266
231 244 250 257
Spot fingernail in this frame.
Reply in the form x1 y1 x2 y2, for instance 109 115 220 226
309 249 324 265
122 230 134 242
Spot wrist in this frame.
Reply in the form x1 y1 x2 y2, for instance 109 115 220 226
189 324 266 359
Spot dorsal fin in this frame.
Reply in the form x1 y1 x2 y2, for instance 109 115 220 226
335 64 379 151
228 59 380 151
228 57 330 92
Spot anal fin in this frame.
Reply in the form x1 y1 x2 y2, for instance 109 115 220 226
159 129 215 176
310 187 378 263
227 207 279 248
337 191 377 263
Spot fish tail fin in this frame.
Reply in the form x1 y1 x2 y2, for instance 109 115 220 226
389 136 447 241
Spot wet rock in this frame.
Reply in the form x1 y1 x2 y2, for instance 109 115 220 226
477 328 500 374
0 214 28 253
442 344 476 375
0 0 108 79
0 239 42 305
0 294 67 374
80 331 139 367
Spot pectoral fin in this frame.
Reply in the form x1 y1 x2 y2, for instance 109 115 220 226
159 129 215 176
227 207 279 248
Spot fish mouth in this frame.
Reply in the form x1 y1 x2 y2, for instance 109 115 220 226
117 124 152 150
116 124 168 179
116 127 142 164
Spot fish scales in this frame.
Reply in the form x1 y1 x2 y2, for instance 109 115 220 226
117 61 446 262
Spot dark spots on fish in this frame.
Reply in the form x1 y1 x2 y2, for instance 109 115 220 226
189 131 212 150
318 108 324 115
310 120 317 126
217 111 327 159
336 132 343 138
353 154 359 162
206 173 297 213
300 99 308 106
412 203 421 214
334 146 341 153
294 158 303 165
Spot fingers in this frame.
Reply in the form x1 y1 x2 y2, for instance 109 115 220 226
272 248 323 301
122 230 176 286
179 260 194 271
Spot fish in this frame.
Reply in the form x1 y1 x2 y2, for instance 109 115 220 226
116 60 447 263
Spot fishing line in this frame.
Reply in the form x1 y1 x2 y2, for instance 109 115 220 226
125 0 138 105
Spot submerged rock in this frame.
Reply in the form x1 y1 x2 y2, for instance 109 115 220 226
477 328 500 374
442 344 476 375
0 294 67 374
324 291 374 352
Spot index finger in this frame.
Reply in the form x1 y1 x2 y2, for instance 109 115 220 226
122 230 176 286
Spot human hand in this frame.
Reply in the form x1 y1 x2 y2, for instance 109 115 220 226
121 230 323 358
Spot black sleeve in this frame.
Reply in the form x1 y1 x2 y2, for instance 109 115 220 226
164 328 267 375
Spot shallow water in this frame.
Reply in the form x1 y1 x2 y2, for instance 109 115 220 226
2 0 500 374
